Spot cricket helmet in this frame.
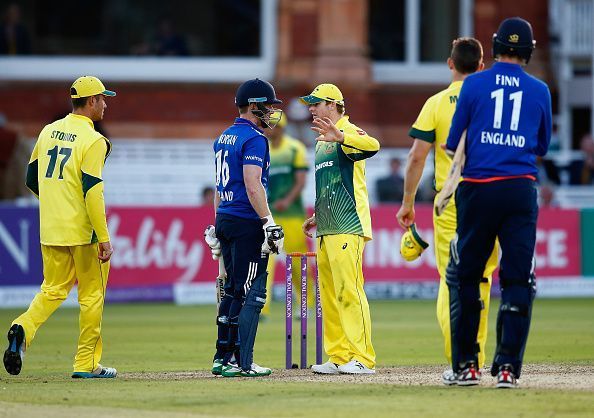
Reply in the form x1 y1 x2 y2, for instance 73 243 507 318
235 78 282 107
492 17 536 64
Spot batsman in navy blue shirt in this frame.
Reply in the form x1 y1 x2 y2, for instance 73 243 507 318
445 17 552 388
204 78 285 377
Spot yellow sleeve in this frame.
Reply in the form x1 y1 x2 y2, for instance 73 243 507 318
340 124 380 161
293 141 309 170
25 139 40 197
81 139 110 242
409 96 437 143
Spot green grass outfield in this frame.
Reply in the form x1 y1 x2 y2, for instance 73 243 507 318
0 299 593 417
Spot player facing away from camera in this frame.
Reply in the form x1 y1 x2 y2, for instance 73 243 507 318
396 38 499 386
3 76 117 378
301 84 379 374
445 17 552 388
205 78 285 377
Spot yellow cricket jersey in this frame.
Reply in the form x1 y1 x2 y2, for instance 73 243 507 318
409 81 462 191
26 113 111 246
268 134 308 218
314 116 379 240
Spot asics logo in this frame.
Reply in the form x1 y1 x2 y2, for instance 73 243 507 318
315 161 334 172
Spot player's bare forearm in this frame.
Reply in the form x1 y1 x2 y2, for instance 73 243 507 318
244 165 272 218
246 183 271 218
402 139 432 207
397 139 431 229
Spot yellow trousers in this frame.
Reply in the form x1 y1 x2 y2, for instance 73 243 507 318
12 244 109 373
263 216 313 315
434 197 498 368
317 234 375 369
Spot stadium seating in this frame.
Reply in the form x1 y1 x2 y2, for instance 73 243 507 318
102 139 420 206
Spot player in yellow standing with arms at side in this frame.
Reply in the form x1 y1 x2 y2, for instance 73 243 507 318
3 76 117 379
262 112 311 319
396 39 498 385
301 84 378 374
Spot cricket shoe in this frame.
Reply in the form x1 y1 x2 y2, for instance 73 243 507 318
338 360 375 375
221 362 242 378
3 324 25 375
442 368 458 386
456 362 481 386
211 358 224 376
496 364 518 389
311 361 340 375
72 364 117 379
240 363 272 377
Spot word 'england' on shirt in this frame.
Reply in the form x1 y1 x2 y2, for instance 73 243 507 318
218 134 237 145
481 131 526 148
496 74 520 87
218 190 234 201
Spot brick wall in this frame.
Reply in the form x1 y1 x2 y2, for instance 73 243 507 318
0 0 551 148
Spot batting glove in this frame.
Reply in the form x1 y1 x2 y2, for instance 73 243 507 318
261 215 285 254
204 225 222 260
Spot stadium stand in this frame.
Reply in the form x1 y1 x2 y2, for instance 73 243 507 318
102 139 421 207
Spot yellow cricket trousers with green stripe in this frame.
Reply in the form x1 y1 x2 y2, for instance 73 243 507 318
263 216 313 315
317 234 375 369
13 243 109 373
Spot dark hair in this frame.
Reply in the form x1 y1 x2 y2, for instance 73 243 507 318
71 96 91 109
451 37 483 74
238 105 249 114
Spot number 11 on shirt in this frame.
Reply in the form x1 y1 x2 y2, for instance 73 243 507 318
491 88 523 131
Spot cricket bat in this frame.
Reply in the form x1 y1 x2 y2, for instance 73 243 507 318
435 130 466 217
216 258 227 309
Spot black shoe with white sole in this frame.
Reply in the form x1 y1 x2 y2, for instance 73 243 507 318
3 324 25 376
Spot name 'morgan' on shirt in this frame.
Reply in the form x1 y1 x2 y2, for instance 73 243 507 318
214 118 270 220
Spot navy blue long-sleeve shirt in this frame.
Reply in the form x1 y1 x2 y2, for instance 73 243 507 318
446 62 552 180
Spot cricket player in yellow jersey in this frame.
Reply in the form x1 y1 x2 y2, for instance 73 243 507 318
3 76 117 379
262 112 310 318
396 39 498 385
301 84 378 374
